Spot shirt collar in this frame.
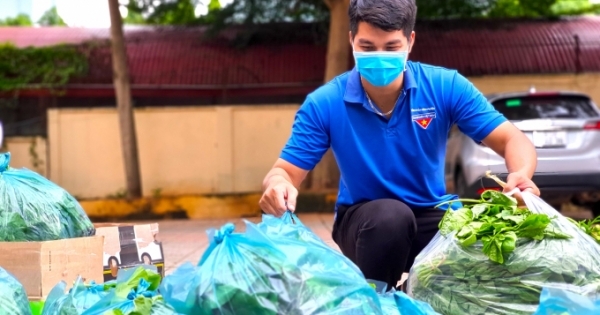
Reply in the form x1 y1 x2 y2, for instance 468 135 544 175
343 62 418 104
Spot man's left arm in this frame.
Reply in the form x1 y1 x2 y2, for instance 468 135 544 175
481 122 540 196
447 71 540 196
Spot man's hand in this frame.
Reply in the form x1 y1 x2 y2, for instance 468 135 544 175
259 175 299 217
503 172 540 206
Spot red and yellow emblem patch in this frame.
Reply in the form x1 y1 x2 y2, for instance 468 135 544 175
411 110 436 130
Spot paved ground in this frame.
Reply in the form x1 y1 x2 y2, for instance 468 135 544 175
151 213 340 275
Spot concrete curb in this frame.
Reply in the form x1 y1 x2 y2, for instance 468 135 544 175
80 192 338 221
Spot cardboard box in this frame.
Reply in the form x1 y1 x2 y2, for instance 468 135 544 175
94 223 165 282
0 236 104 300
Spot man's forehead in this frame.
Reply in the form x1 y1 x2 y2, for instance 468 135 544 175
357 38 404 44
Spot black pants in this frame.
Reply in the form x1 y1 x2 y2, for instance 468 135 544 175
332 199 445 291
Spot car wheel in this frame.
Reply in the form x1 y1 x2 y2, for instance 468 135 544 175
108 257 119 277
142 253 152 265
455 171 469 198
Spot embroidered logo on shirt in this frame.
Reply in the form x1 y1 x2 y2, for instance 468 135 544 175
411 108 436 130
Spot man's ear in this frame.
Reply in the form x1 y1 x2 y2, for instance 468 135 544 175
409 31 416 53
348 31 354 47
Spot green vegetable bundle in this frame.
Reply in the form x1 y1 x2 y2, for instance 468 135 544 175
0 266 31 315
0 152 94 241
408 191 600 315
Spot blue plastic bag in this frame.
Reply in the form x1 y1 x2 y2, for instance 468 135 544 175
256 212 383 314
80 267 179 315
532 287 600 315
161 218 382 314
158 262 200 314
0 266 31 315
257 211 364 274
373 284 440 315
0 152 94 241
41 277 115 315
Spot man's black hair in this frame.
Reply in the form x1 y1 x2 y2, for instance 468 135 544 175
348 0 417 39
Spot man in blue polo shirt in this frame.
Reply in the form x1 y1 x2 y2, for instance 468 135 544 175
259 0 540 291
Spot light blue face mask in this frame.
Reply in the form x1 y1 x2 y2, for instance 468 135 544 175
353 50 409 87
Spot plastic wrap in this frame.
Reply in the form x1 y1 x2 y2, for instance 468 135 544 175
0 152 94 241
0 266 31 315
161 215 382 314
407 191 600 315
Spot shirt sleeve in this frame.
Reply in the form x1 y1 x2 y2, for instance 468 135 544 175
280 95 331 171
448 72 507 143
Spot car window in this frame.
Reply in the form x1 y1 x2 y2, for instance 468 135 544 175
491 95 599 120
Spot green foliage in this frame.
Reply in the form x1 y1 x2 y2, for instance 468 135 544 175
38 6 67 26
0 14 33 26
122 0 329 47
0 43 88 92
551 0 600 15
125 0 202 25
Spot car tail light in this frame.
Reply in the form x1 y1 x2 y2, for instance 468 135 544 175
583 121 600 130
477 187 501 195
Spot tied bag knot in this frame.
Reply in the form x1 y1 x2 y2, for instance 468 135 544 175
214 223 235 244
127 278 155 300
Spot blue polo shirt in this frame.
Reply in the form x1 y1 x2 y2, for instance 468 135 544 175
280 61 507 212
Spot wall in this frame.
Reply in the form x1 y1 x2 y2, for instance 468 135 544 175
1 136 47 177
47 105 298 199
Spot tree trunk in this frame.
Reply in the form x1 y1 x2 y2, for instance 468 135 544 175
306 0 349 192
108 0 142 199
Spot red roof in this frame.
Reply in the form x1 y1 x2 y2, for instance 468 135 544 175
1 17 599 90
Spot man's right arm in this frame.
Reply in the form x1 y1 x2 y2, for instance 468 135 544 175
259 158 309 216
259 95 331 216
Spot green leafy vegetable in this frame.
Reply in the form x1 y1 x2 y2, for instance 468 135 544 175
410 190 600 315
436 190 569 263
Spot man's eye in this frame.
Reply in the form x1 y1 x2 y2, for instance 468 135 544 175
386 47 400 51
361 46 375 51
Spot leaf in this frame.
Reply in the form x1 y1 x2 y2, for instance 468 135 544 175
481 190 517 207
439 208 473 236
458 232 477 247
471 204 488 219
497 210 525 225
481 235 504 264
515 214 550 240
542 226 571 240
500 231 517 253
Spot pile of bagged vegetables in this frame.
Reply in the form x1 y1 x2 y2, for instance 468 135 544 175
408 190 600 315
4 146 600 315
